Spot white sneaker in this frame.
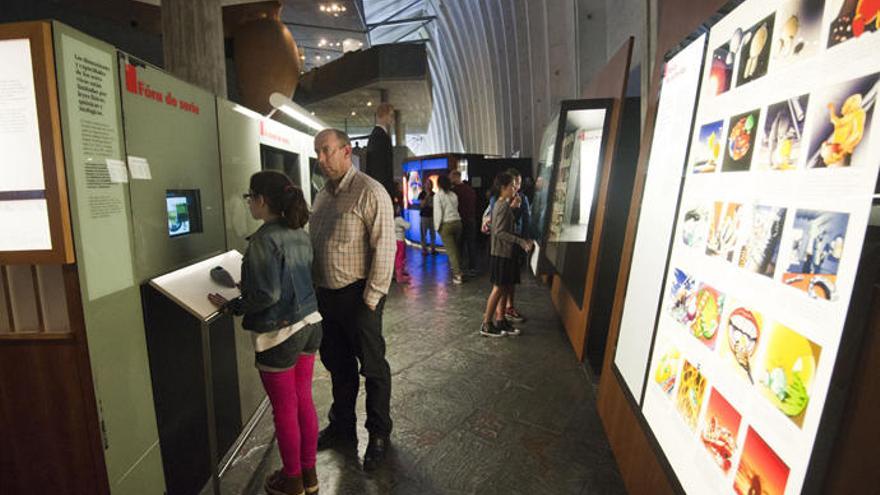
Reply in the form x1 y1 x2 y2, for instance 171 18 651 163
452 275 463 284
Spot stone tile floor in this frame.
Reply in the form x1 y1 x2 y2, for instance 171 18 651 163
214 246 627 495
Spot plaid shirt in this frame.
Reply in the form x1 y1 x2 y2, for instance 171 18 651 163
310 166 395 307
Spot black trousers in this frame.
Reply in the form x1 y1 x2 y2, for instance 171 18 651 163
317 281 392 437
460 219 478 270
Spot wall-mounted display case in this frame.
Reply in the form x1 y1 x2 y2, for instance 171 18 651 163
542 99 614 306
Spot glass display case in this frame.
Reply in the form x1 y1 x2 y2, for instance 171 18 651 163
541 99 614 303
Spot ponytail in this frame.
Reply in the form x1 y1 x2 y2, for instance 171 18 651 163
249 170 310 229
281 184 309 229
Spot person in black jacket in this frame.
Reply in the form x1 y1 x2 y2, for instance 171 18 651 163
365 102 395 195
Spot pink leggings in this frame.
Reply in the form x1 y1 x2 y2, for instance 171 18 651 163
394 240 407 275
259 354 318 477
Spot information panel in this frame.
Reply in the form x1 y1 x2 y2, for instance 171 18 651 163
613 34 708 401
0 38 51 251
640 1 880 494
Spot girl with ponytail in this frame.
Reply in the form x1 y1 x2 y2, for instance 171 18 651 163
208 170 322 495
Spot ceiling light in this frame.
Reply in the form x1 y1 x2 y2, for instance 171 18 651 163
319 3 346 14
366 101 372 107
232 104 266 121
269 93 327 132
351 111 356 116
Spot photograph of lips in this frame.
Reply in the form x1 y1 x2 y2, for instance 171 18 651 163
706 201 746 262
771 0 824 68
653 345 682 396
738 205 788 277
692 120 725 173
700 389 742 474
723 109 762 171
736 14 776 87
675 360 708 431
754 95 810 171
681 203 711 248
689 284 725 350
758 323 822 427
668 268 699 327
783 209 849 300
721 304 764 384
828 0 880 48
733 427 790 495
709 42 735 96
805 73 878 168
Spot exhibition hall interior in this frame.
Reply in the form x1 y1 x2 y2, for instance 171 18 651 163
2 0 879 494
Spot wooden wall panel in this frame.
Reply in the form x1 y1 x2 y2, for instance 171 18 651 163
822 283 880 493
0 341 100 494
550 37 633 362
0 264 107 492
595 1 729 494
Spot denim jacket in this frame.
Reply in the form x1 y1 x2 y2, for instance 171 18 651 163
227 220 319 333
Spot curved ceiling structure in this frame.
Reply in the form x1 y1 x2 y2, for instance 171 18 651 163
365 0 579 158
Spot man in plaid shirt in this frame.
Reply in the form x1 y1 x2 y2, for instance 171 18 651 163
309 128 395 471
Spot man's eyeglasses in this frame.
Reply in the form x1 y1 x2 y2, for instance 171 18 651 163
242 192 256 200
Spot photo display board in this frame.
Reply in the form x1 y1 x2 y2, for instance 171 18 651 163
622 1 880 494
613 33 708 401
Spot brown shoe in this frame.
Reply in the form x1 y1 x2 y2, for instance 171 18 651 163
264 470 304 495
302 466 319 494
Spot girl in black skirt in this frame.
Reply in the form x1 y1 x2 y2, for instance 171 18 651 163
481 172 534 337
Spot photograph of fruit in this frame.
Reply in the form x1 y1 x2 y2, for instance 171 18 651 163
689 284 725 350
723 109 762 171
757 323 822 427
653 347 682 396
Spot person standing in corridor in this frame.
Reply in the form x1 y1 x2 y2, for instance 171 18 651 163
365 102 395 196
309 128 396 472
434 174 464 284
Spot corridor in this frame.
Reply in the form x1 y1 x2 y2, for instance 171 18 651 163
216 247 628 494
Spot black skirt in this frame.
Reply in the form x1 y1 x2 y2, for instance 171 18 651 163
490 255 519 285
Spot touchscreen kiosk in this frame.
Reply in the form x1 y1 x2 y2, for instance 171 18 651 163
166 190 202 237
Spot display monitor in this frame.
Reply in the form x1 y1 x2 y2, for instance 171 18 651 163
166 190 202 238
542 99 614 306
